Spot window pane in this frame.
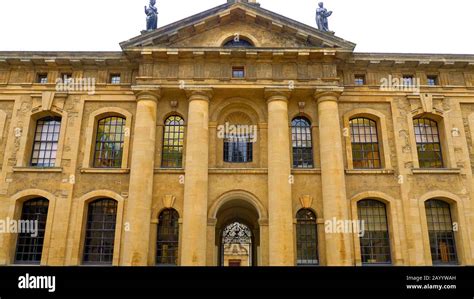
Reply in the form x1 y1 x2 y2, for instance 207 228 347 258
291 117 314 168
94 117 125 168
83 199 117 265
161 116 185 168
350 118 381 169
224 128 253 163
425 200 458 265
358 200 392 264
296 209 318 265
156 209 180 265
30 117 61 167
14 198 49 264
413 118 443 168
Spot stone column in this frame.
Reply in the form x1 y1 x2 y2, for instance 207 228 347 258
122 89 160 266
180 89 212 266
265 89 295 266
314 88 352 266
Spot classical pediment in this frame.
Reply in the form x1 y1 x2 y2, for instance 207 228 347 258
120 2 355 50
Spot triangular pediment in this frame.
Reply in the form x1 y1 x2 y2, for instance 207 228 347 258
120 2 355 50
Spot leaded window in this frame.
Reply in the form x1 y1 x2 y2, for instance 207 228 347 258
31 116 61 167
224 133 253 163
414 118 443 168
296 209 318 265
358 200 391 264
93 116 125 168
83 199 117 265
162 116 185 168
292 117 314 168
425 200 458 265
350 117 381 169
14 198 49 264
156 209 180 266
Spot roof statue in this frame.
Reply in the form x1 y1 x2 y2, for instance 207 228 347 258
145 0 158 31
316 2 332 32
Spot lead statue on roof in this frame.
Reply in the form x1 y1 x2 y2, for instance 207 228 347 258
316 2 332 32
145 0 158 31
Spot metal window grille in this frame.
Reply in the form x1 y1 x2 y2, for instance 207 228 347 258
161 116 185 168
425 200 458 265
30 116 61 167
413 118 443 168
156 209 180 266
358 200 392 264
350 118 381 169
292 117 314 168
83 199 117 265
296 209 318 265
93 116 125 168
14 198 49 264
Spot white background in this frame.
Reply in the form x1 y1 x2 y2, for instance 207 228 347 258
0 0 473 53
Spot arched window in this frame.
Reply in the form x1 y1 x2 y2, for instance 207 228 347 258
350 117 381 169
15 198 49 264
162 116 185 168
425 200 458 265
413 118 443 168
291 117 314 168
156 209 180 266
296 209 318 265
357 200 391 264
31 116 61 167
93 116 125 168
83 199 118 265
223 37 254 47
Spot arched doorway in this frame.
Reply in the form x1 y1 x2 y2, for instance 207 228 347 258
215 198 260 267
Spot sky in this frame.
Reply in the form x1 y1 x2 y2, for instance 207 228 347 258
0 0 473 54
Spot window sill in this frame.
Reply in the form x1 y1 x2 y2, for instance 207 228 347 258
12 167 62 173
80 168 130 174
345 169 394 175
292 168 321 174
209 168 268 174
411 168 461 174
154 168 185 174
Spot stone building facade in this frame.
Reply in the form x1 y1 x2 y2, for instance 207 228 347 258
0 0 473 266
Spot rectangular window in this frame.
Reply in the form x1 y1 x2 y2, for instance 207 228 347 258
60 73 73 82
110 74 121 84
31 117 61 167
427 75 438 86
37 73 48 84
224 134 253 163
232 67 245 78
403 75 414 86
354 74 366 85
